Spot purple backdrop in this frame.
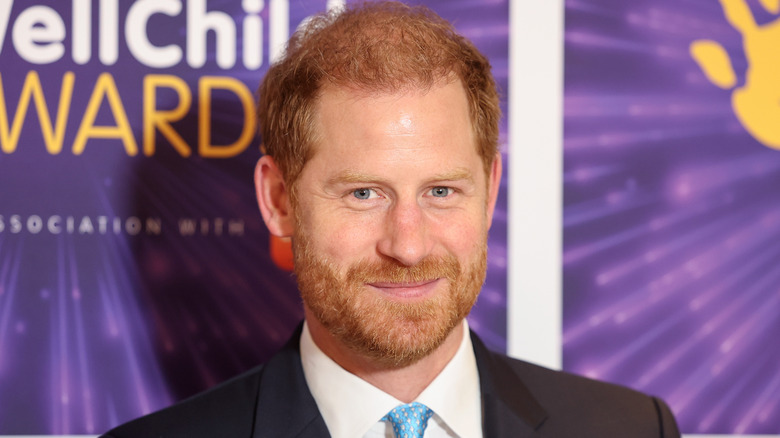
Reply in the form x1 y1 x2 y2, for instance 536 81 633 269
0 0 508 434
563 0 780 434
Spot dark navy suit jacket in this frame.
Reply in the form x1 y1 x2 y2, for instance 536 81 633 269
103 327 680 437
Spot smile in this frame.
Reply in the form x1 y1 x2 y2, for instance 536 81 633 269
367 279 442 300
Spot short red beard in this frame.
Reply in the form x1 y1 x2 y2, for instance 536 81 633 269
293 231 487 369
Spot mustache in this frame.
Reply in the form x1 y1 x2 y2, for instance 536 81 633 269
346 255 461 284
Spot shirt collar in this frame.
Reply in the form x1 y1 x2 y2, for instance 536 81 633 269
417 321 482 438
300 320 482 438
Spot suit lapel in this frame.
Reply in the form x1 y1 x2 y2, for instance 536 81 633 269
471 331 548 437
250 326 547 438
252 325 331 438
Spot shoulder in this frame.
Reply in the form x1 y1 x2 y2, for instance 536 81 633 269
491 352 680 436
497 353 649 406
101 365 265 438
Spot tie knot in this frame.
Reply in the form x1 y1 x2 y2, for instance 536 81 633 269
382 402 434 438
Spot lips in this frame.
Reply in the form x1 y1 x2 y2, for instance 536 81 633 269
367 278 442 300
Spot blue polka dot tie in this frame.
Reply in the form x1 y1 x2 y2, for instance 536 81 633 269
382 402 434 438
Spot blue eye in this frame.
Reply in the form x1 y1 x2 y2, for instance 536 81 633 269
353 188 374 199
431 187 450 197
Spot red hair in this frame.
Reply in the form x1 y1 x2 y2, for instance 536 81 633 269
257 1 500 194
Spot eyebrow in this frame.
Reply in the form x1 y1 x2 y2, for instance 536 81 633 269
326 168 475 186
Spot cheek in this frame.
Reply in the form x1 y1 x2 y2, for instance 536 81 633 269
429 212 487 254
302 209 384 261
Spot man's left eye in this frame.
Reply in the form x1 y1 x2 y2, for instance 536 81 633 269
430 187 451 197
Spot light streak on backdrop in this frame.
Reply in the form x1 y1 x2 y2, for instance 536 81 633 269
0 0 509 434
563 0 780 434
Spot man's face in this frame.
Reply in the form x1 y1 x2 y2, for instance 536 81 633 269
291 80 499 368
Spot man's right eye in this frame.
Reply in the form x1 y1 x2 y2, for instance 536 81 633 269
352 188 376 200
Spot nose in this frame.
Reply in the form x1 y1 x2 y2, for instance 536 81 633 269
376 198 432 266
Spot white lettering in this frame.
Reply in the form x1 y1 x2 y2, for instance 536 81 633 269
72 0 90 64
10 215 21 233
179 218 196 235
228 219 244 236
97 216 108 233
3 0 298 69
79 216 94 234
27 215 42 233
13 5 65 64
269 0 288 64
242 0 263 69
126 0 182 68
187 0 235 69
0 0 13 56
125 217 141 235
146 217 161 235
100 0 119 65
48 215 61 234
0 215 238 236
326 0 345 10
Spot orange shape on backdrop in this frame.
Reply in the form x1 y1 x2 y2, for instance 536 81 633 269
759 0 780 14
689 41 737 89
270 234 295 271
690 0 780 150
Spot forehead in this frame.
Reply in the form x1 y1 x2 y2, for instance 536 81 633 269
309 81 476 164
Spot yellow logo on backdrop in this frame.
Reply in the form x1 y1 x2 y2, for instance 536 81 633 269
690 0 780 150
0 71 256 157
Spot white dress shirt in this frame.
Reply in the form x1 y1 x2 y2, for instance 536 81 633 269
300 321 483 438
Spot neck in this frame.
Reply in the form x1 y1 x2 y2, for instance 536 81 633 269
304 308 465 403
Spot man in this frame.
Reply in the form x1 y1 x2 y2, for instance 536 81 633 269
104 2 680 437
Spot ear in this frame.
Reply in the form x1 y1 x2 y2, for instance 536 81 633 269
486 152 503 229
255 155 294 237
